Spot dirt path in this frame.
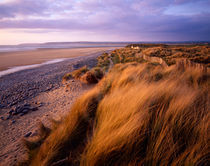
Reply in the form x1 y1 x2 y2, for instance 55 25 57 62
0 79 93 166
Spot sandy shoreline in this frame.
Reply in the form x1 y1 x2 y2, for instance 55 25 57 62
0 47 120 165
0 53 100 165
0 47 121 71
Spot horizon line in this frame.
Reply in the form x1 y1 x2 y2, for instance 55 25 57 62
0 40 210 46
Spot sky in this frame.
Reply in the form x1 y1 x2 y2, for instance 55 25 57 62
0 0 210 44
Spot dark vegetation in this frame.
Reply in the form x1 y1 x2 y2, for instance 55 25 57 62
19 45 209 166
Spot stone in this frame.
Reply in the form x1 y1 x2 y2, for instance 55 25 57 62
10 101 18 106
11 120 16 124
23 103 30 107
6 114 12 120
19 113 25 116
9 109 14 114
12 111 19 115
14 106 21 113
35 101 41 105
31 107 38 111
22 109 29 114
22 105 31 111
24 132 32 137
38 103 43 107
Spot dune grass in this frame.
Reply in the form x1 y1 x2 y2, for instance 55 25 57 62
127 44 210 67
19 56 209 165
62 66 104 84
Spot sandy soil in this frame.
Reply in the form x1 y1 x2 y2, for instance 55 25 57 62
0 80 93 166
0 47 120 71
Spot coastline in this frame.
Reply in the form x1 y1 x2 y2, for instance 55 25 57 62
0 52 101 109
0 47 121 71
0 54 98 165
0 47 120 165
0 58 67 78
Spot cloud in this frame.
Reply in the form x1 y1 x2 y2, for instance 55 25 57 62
0 0 209 42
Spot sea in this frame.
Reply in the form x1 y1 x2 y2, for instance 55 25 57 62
0 42 127 52
0 42 127 77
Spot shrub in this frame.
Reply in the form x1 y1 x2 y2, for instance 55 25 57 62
71 66 89 79
90 67 104 80
62 73 73 81
81 71 98 84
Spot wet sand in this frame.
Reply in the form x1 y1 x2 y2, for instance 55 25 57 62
0 47 120 71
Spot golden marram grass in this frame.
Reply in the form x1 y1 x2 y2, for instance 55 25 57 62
19 58 209 166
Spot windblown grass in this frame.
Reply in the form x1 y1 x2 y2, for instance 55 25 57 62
62 66 89 82
62 66 104 84
20 59 209 165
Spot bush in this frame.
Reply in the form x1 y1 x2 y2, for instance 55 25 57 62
90 67 104 80
71 66 89 79
81 71 98 84
62 73 72 81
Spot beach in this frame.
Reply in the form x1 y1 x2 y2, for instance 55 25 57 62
0 47 120 71
0 47 119 165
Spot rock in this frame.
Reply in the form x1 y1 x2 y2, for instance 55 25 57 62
22 109 29 114
12 110 19 115
31 106 38 111
6 114 12 120
13 104 32 115
11 120 16 124
24 132 32 137
14 106 21 113
19 113 25 116
23 103 30 107
9 101 18 107
38 103 43 107
35 101 41 105
45 85 53 91
9 109 14 115
22 105 31 111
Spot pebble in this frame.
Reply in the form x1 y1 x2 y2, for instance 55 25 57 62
31 107 38 111
11 120 16 124
6 104 39 118
19 113 25 116
23 103 30 107
38 103 44 107
24 132 32 137
6 114 12 120
22 109 29 114
9 109 14 114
